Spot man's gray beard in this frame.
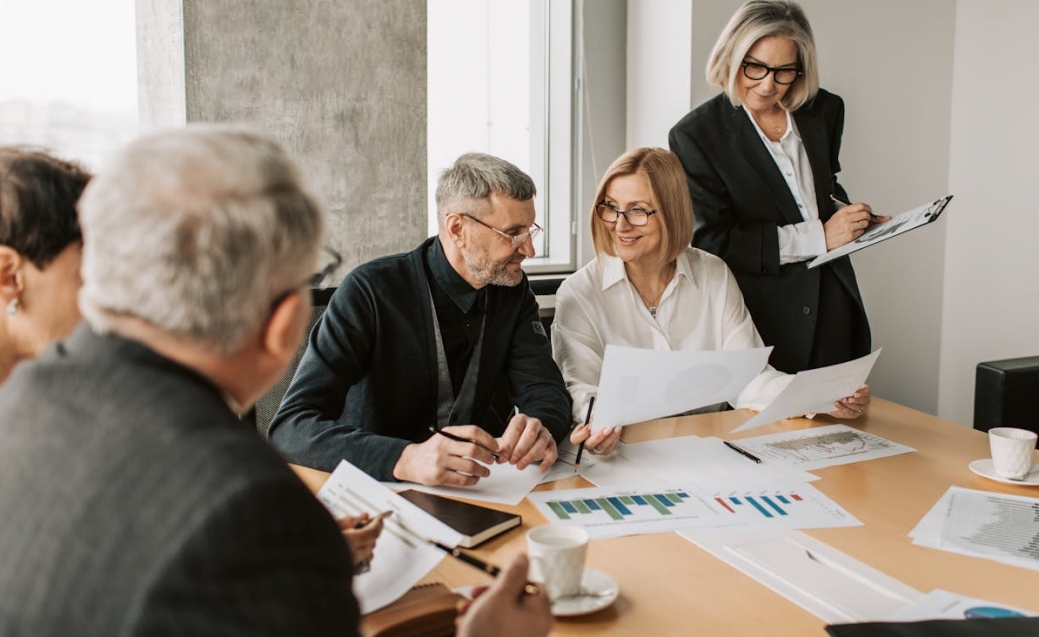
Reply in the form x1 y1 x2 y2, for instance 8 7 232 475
464 249 523 287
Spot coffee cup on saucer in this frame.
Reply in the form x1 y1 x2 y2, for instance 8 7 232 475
988 427 1038 480
527 526 588 602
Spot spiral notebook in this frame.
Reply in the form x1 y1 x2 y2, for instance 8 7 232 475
397 489 521 548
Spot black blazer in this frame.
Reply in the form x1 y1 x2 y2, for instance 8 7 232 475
669 89 870 373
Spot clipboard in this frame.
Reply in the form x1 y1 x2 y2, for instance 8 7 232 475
808 195 953 269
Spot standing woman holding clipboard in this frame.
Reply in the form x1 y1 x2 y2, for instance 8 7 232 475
669 0 888 374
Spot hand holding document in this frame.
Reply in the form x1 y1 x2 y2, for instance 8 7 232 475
592 345 772 432
731 350 881 433
317 460 464 613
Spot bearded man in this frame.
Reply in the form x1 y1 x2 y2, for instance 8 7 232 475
270 153 570 487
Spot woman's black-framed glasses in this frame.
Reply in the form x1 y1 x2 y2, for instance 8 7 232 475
460 213 543 249
740 61 802 85
595 203 658 227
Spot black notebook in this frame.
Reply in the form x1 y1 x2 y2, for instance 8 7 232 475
397 489 521 548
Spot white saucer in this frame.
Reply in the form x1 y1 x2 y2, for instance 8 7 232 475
551 569 619 617
969 459 1039 486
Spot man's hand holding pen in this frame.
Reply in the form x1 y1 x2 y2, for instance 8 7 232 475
393 424 500 486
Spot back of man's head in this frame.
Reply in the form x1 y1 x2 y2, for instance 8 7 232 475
77 125 323 353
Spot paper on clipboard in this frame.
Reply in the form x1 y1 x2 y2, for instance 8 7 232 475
808 196 953 269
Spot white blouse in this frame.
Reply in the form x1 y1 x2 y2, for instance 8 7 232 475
551 247 792 425
743 107 828 264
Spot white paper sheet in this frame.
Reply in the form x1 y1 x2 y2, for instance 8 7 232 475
808 196 952 268
583 435 818 489
911 486 1039 572
732 350 881 433
887 589 1036 621
316 460 464 613
733 424 915 471
403 459 545 506
538 440 598 484
528 481 859 539
680 530 921 623
592 345 772 431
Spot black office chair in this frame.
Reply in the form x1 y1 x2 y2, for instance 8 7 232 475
244 286 337 437
973 355 1039 434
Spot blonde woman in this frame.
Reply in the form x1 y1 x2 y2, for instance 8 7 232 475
553 148 869 454
669 0 888 375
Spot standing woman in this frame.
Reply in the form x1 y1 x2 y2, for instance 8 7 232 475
669 0 887 374
0 148 91 384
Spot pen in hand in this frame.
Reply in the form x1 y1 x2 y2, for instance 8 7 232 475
431 427 501 460
830 194 880 221
574 396 595 473
723 440 762 464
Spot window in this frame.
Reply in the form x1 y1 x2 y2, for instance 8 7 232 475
427 0 575 272
0 0 138 169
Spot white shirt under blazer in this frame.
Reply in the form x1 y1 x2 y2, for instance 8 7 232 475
552 247 791 425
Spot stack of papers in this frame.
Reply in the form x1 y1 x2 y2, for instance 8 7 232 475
910 486 1039 572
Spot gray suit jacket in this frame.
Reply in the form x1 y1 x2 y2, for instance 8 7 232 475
0 324 360 636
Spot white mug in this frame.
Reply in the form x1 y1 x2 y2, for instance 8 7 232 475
988 427 1038 480
527 525 588 601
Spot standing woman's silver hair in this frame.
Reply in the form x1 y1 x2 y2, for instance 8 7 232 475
434 152 536 227
77 125 324 353
705 0 820 111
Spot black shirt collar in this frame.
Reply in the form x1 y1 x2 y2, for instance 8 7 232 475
427 237 483 313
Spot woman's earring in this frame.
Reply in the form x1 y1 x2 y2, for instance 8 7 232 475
6 298 20 317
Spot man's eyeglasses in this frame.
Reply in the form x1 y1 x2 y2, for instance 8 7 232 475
595 203 658 227
740 61 802 85
269 245 343 311
460 213 542 249
308 245 343 288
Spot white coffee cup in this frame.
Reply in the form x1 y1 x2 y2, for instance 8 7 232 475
527 525 589 601
988 427 1038 479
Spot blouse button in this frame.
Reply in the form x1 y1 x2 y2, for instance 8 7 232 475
803 306 811 315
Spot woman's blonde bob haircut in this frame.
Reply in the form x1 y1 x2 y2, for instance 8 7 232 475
706 0 819 112
590 148 694 267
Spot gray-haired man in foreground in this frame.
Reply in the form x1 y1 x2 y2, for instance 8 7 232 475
0 127 551 637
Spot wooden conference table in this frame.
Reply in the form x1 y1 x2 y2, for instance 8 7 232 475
292 398 1039 636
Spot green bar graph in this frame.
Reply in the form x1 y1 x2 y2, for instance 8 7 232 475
595 498 624 521
547 501 570 520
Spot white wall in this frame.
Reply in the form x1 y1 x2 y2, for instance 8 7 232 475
626 0 693 149
939 0 1039 426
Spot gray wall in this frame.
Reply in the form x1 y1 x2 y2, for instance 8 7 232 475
137 0 427 275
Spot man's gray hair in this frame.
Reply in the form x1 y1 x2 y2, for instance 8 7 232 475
435 152 536 227
77 125 323 353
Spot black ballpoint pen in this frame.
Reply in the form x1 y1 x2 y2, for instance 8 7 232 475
830 194 880 221
724 440 762 464
429 541 539 595
574 396 595 473
431 427 500 459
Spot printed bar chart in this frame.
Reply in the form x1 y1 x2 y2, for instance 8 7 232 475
529 483 861 538
545 491 692 521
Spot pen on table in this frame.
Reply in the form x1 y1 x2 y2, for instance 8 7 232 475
574 396 595 473
431 427 500 460
723 440 762 464
429 540 540 596
830 194 880 221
